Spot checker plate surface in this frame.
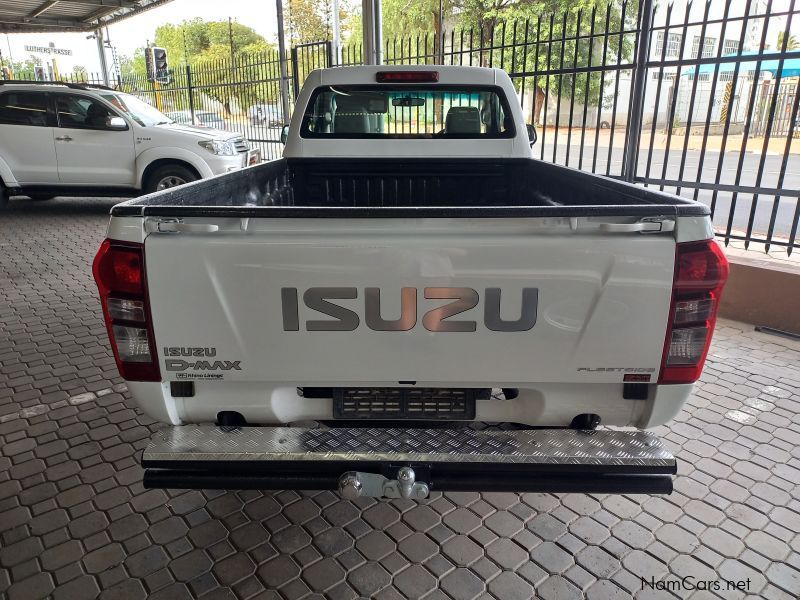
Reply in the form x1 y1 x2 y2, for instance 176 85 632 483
144 426 675 467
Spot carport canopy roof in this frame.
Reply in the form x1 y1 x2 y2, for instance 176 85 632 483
0 0 175 33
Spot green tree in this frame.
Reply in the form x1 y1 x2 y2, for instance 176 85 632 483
777 32 800 51
154 18 273 65
367 0 637 124
119 48 146 78
117 19 277 115
286 0 353 45
7 54 42 79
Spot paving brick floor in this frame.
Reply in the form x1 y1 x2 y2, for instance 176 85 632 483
1 197 799 600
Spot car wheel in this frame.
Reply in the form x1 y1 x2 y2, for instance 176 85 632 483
0 187 8 208
145 164 198 194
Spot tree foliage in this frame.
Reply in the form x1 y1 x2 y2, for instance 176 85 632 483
119 19 278 114
777 32 800 51
367 0 639 122
2 54 43 79
112 2 639 121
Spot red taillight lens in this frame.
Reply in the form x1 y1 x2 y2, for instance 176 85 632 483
376 70 439 83
93 243 143 295
675 243 729 289
93 240 160 382
659 240 729 384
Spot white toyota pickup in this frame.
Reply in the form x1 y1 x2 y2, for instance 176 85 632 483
93 66 728 499
0 81 260 205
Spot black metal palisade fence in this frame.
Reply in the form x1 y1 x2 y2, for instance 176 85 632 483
26 0 800 255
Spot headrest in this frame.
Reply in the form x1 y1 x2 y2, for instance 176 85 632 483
445 106 481 134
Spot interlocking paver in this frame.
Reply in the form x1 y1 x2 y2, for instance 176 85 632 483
393 564 437 598
397 532 438 564
257 555 300 588
1 199 800 599
347 561 391 597
441 535 483 567
302 557 345 592
6 572 55 600
169 549 212 582
538 574 583 600
576 545 621 579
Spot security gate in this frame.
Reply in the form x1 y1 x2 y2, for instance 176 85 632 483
291 41 333 98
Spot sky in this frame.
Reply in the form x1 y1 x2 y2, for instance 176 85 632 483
2 0 280 75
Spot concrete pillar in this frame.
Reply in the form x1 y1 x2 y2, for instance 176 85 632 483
362 0 383 65
95 28 110 86
373 0 382 65
362 0 375 65
276 0 291 124
332 0 341 65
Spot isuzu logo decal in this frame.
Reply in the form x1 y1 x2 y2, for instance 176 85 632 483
281 287 538 332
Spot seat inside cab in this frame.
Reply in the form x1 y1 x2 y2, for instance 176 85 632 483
333 95 371 133
445 106 481 134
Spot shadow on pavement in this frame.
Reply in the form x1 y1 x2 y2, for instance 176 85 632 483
3 196 123 216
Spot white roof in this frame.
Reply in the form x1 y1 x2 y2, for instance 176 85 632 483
315 65 502 87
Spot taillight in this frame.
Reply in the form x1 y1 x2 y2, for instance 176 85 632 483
659 240 729 384
376 71 439 83
92 240 160 382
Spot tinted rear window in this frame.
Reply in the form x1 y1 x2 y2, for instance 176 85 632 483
301 85 515 139
0 92 49 126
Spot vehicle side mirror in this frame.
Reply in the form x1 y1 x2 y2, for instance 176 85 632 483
280 125 289 144
526 123 537 146
107 116 128 131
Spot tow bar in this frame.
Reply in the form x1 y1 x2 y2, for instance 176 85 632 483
339 467 430 500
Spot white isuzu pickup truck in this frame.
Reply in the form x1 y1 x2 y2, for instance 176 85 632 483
93 65 728 499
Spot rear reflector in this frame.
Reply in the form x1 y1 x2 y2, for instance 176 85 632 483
659 240 729 384
112 325 153 363
665 327 708 365
93 240 160 382
376 70 439 83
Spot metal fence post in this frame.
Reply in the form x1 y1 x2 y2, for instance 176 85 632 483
291 47 300 98
186 64 195 124
622 0 654 183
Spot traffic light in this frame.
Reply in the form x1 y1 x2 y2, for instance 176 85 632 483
153 47 168 77
144 46 155 81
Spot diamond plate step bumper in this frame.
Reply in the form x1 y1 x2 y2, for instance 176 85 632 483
142 426 677 495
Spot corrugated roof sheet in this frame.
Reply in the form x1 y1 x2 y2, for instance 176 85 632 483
0 0 174 33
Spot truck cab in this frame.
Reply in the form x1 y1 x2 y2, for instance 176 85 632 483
284 65 535 159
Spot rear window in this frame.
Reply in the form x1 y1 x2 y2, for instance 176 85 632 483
0 92 49 127
300 85 515 139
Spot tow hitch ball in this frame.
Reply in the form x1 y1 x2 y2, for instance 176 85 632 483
338 467 430 500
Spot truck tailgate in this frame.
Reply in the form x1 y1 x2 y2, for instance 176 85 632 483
144 217 675 386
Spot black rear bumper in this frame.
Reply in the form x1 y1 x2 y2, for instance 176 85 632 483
144 465 674 494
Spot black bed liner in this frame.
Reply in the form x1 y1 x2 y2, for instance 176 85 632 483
111 157 710 218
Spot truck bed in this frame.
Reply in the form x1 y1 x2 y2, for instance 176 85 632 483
111 158 710 218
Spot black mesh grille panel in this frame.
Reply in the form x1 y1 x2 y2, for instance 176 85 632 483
334 388 477 420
